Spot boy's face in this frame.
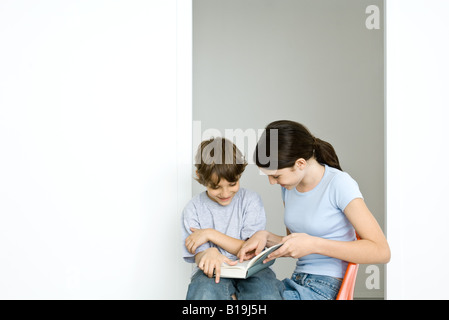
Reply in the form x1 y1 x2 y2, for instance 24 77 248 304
206 176 240 206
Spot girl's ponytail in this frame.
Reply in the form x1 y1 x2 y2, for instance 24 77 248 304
313 137 342 171
255 120 342 171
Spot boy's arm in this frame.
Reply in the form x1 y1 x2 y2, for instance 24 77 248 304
186 228 244 256
182 203 212 263
205 229 245 255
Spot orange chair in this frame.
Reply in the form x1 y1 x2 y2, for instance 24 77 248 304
336 233 360 300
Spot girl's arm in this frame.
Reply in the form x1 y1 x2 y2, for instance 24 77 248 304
186 228 244 256
265 198 391 264
315 198 390 264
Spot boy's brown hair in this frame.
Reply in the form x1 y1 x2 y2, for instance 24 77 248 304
194 137 247 187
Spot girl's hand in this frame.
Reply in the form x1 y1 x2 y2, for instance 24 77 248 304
197 248 238 283
237 230 269 262
264 233 316 263
185 227 212 254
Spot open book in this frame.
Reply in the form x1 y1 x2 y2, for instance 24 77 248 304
220 244 283 279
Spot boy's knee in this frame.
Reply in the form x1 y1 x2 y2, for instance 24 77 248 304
186 272 235 300
236 269 284 300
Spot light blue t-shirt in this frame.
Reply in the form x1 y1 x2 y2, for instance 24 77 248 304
282 165 363 279
181 188 266 264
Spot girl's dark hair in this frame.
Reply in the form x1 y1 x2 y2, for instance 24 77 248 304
195 137 248 187
254 120 342 171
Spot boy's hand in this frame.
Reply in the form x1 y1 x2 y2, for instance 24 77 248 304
185 227 213 254
196 248 238 283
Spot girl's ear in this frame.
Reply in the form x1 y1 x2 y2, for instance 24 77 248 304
295 158 307 169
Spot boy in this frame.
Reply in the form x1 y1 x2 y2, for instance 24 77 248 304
181 137 283 300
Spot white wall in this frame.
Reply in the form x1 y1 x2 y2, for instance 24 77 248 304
386 0 449 299
0 0 192 299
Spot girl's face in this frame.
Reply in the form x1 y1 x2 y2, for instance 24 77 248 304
206 177 240 206
259 164 304 190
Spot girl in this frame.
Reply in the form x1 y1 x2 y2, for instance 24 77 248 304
237 120 390 300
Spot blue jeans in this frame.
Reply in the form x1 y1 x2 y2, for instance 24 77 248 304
186 268 284 300
282 273 342 300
